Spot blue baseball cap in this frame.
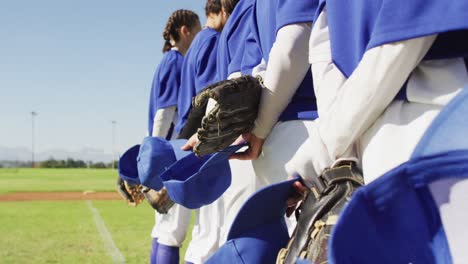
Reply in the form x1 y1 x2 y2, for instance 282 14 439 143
118 144 141 185
118 137 191 190
160 144 247 209
329 150 468 264
328 85 468 263
205 178 298 264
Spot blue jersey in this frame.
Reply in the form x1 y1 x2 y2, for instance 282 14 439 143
147 50 183 137
242 0 319 121
319 0 468 79
176 28 220 133
216 0 255 81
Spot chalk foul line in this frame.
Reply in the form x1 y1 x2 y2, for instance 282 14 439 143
87 200 126 264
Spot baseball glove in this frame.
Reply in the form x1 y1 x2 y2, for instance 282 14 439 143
276 162 364 264
193 75 263 157
142 187 175 214
116 177 145 207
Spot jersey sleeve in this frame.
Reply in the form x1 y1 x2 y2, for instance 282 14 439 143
148 52 182 135
147 69 160 136
176 32 219 133
241 24 263 76
195 35 219 92
157 54 182 109
276 0 318 32
227 8 254 76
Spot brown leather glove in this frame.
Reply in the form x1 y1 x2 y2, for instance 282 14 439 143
116 177 145 207
277 162 364 264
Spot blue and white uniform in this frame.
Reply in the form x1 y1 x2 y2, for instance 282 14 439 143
147 49 191 261
286 0 468 261
240 0 319 187
207 0 259 246
176 28 219 134
176 27 222 264
148 50 182 139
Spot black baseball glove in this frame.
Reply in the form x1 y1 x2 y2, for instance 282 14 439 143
192 75 263 157
177 97 207 140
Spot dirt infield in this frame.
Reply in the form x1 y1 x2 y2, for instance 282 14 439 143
0 191 121 201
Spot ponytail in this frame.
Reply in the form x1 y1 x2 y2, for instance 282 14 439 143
162 40 172 53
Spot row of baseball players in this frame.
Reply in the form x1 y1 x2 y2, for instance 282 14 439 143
146 0 468 263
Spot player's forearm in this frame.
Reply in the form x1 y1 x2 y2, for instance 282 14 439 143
308 11 346 116
319 35 437 161
252 23 312 139
152 106 176 138
285 123 332 186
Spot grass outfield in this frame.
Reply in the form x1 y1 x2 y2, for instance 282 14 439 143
0 168 195 263
0 201 194 264
0 168 116 194
0 201 114 264
93 201 194 263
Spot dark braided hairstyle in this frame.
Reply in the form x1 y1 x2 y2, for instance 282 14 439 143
221 0 240 15
162 9 200 53
205 0 222 17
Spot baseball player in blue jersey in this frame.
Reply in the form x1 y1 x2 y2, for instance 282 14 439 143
230 0 319 200
285 0 468 262
210 0 258 245
176 1 222 139
182 0 320 244
181 0 259 247
175 1 230 263
147 9 201 264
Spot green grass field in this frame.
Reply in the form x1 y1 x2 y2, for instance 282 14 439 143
0 168 194 264
0 168 116 194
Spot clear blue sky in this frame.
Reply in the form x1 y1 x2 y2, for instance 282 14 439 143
0 0 206 159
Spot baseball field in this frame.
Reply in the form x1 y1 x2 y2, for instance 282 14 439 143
0 168 194 264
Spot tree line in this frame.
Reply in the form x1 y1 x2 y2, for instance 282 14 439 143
0 158 118 169
40 158 118 168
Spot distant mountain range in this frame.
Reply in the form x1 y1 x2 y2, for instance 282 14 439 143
0 146 116 163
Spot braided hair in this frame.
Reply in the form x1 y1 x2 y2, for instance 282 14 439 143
162 10 200 53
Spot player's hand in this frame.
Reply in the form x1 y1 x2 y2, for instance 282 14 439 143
229 132 265 160
181 133 199 151
286 177 308 217
231 134 246 145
